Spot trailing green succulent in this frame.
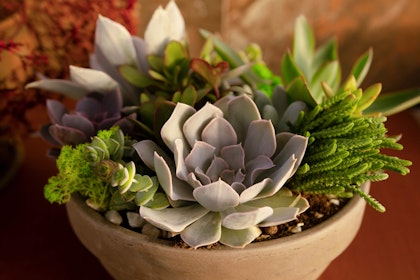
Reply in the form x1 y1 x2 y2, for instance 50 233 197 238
44 127 168 211
288 88 412 212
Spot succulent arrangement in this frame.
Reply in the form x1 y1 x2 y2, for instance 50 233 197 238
28 1 419 248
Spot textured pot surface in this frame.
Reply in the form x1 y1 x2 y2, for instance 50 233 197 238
66 182 370 280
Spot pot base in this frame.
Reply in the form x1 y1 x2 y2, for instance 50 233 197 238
66 182 370 280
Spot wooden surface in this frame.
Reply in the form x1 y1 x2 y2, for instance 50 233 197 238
0 108 418 280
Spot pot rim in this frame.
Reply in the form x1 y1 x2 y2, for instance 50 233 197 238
67 182 370 253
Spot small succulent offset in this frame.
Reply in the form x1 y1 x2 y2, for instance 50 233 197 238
35 0 419 249
134 94 309 248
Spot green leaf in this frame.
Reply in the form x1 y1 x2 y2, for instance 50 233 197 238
164 40 189 69
286 76 317 107
310 60 341 103
144 192 170 209
135 179 159 206
356 83 382 113
119 65 153 88
363 89 420 116
180 85 197 106
147 55 164 72
348 48 373 87
281 51 304 85
312 38 338 76
292 15 315 79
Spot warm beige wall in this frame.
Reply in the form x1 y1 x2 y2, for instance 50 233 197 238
138 0 420 92
222 0 420 92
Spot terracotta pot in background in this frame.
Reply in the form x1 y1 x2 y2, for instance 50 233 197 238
66 182 370 280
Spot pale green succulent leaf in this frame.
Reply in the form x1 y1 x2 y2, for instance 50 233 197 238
281 51 304 85
257 207 299 227
312 38 338 76
219 226 262 248
349 48 373 87
222 205 273 230
286 76 317 107
181 211 222 249
363 89 420 116
143 192 170 210
134 178 158 206
128 174 154 192
140 204 209 232
310 60 341 102
292 15 315 79
356 83 382 113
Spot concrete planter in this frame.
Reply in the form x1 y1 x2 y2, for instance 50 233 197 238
66 182 370 280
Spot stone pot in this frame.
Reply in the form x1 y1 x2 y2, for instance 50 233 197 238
66 182 370 280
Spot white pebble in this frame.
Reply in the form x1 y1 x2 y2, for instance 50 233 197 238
141 223 161 238
126 212 146 228
105 210 123 225
330 198 340 206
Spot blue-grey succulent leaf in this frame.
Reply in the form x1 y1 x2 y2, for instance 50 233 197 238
182 103 223 147
61 114 95 138
26 79 89 99
180 212 221 249
239 178 271 203
256 155 296 199
49 125 89 145
184 141 215 172
46 100 67 125
140 204 209 232
244 155 275 186
219 226 262 248
102 88 123 116
76 97 102 120
222 205 273 230
205 157 229 182
132 36 149 74
224 95 262 143
161 102 196 152
272 133 308 175
257 207 300 227
277 101 308 132
243 120 276 161
133 140 167 171
193 180 240 212
219 144 245 171
201 117 237 154
154 152 195 201
40 124 61 146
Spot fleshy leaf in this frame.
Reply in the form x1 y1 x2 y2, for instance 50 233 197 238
222 205 273 230
363 89 420 116
25 79 89 99
140 204 209 232
219 226 261 248
243 120 276 161
69 66 119 92
193 180 240 212
95 15 136 66
201 117 237 154
181 211 222 248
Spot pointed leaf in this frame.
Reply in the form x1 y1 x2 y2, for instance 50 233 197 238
292 15 315 79
349 48 373 87
222 205 273 230
119 65 154 88
181 211 221 248
193 180 240 212
286 76 317 107
363 89 420 116
25 79 89 99
281 51 304 85
140 204 209 232
219 226 261 248
310 60 341 102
